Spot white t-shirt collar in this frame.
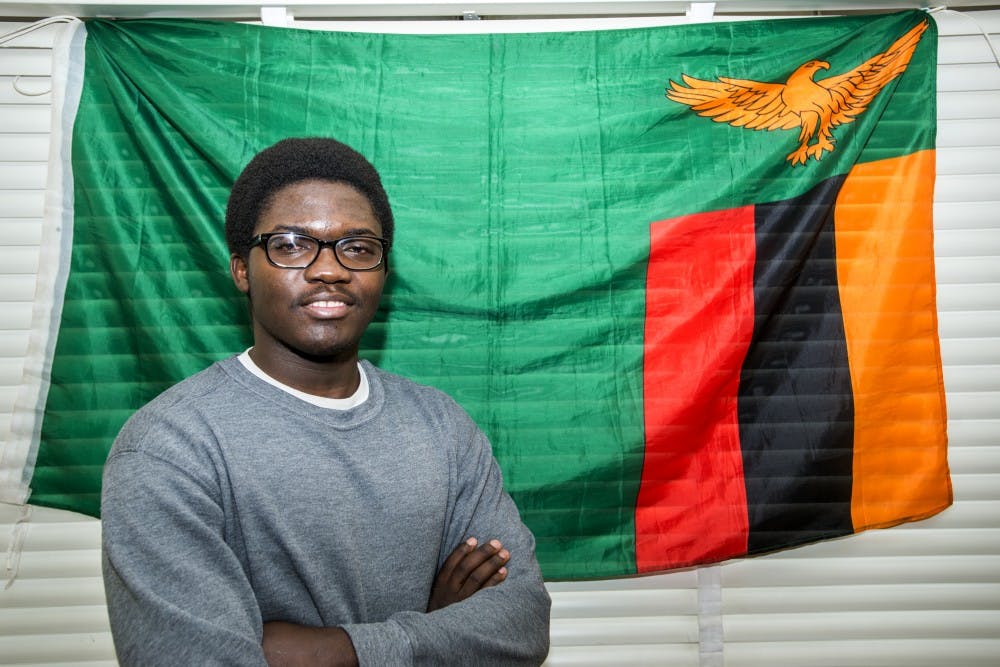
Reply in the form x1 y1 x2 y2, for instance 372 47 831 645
237 349 369 410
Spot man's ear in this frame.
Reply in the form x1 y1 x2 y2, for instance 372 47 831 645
231 253 250 295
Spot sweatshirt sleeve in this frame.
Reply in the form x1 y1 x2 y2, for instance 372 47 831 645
102 445 268 667
342 421 551 666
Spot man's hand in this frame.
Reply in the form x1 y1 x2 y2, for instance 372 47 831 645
427 537 510 612
262 621 359 667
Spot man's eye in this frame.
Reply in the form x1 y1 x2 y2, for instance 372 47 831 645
341 241 377 257
270 236 312 255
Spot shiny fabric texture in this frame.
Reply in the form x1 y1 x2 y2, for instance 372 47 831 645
640 161 949 572
30 11 940 579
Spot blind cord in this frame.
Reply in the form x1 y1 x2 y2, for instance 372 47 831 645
0 16 81 97
927 7 1000 68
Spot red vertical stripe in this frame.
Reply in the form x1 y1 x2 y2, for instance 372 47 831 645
637 206 755 572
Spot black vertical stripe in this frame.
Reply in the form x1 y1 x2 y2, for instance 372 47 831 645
739 175 855 555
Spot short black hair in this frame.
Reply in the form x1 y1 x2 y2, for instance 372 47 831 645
225 137 394 258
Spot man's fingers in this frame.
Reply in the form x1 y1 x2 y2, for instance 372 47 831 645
484 564 508 587
436 537 478 582
442 538 507 590
477 550 510 588
426 537 511 612
435 537 494 592
456 543 509 595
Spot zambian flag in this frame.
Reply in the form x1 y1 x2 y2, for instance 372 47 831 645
6 10 950 580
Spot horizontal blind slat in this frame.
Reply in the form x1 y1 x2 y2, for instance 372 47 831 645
0 134 49 161
942 364 1000 391
0 246 40 274
724 583 1000 613
0 22 62 48
726 639 1000 667
942 391 1000 419
934 228 1000 256
0 634 116 664
939 338 1000 364
936 257 1000 283
0 220 42 245
0 47 51 76
550 590 696 617
0 606 113 636
1 190 44 217
934 201 1000 229
0 76 53 104
938 63 1000 93
934 174 1000 202
938 91 1000 120
549 616 698 645
0 163 47 190
935 9 1000 35
0 577 107 608
724 609 1000 641
946 419 1000 447
721 554 1000 586
937 118 1000 147
938 33 1000 65
0 330 29 357
943 448 1000 475
541 644 697 666
936 146 1000 175
0 104 53 133
2 302 34 329
0 274 41 301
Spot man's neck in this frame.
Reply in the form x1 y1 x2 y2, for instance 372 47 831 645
247 345 361 399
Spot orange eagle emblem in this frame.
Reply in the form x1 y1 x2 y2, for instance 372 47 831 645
665 20 928 165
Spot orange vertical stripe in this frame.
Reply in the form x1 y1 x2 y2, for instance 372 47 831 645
835 149 952 530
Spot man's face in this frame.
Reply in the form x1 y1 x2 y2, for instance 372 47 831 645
230 179 386 365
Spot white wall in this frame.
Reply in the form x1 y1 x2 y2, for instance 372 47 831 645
1 6 998 666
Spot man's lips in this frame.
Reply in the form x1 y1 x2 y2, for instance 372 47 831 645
300 293 354 318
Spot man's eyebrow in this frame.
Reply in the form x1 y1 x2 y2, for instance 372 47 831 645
270 224 380 237
341 227 381 237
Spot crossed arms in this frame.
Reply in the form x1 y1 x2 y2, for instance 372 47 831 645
263 537 512 666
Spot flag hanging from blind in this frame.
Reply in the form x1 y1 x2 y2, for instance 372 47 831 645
6 10 950 579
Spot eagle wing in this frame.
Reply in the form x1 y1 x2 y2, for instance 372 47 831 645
666 74 801 131
818 20 928 127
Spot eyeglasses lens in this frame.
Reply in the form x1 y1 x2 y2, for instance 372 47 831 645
265 233 382 270
336 237 383 270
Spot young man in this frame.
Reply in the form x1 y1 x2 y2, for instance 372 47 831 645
101 138 551 666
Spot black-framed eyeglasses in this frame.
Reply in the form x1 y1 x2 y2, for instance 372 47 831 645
249 232 388 271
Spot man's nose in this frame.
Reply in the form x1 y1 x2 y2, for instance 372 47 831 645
303 246 350 282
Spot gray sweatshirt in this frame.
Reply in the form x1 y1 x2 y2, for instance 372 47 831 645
101 357 551 666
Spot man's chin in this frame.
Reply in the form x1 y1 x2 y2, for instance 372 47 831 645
286 341 360 364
